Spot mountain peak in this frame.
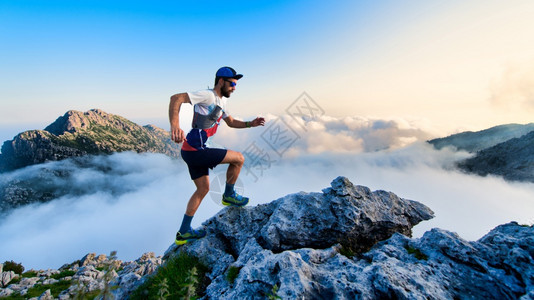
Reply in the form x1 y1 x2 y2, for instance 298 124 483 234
44 109 126 135
0 109 179 172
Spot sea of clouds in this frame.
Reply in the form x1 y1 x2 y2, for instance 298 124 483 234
1 115 533 270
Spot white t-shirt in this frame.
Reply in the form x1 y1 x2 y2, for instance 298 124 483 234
187 89 229 120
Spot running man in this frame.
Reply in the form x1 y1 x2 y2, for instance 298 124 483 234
169 66 265 245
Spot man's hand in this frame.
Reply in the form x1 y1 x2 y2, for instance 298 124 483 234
169 93 191 143
251 117 266 127
171 126 186 143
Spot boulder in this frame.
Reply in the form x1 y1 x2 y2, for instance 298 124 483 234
0 271 17 288
0 287 14 297
158 177 533 299
163 176 435 298
37 289 53 300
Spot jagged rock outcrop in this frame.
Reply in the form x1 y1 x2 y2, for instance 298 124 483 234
458 130 534 183
0 109 179 172
153 177 532 299
1 271 17 288
158 176 435 299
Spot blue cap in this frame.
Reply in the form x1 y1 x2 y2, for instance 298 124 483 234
216 66 243 79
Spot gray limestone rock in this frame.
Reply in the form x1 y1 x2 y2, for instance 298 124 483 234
0 271 17 288
37 289 53 300
158 177 533 299
0 287 14 297
162 176 435 299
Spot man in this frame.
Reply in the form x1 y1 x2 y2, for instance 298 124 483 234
169 66 265 245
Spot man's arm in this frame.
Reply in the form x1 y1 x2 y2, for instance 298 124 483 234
224 115 265 128
169 93 191 143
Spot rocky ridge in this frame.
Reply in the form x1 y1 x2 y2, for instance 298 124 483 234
159 176 533 299
0 109 180 172
1 177 532 299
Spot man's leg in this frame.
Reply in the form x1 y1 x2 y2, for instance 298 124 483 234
175 175 210 245
220 150 249 206
220 150 244 185
186 175 210 216
178 175 210 234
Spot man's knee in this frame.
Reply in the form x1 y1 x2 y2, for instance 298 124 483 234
235 152 245 166
194 177 210 196
196 184 210 196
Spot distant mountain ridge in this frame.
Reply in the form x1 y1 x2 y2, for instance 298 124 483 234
0 109 179 172
428 123 534 153
428 123 534 183
459 130 534 182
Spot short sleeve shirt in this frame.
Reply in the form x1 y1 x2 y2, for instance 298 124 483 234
187 89 229 120
182 89 229 151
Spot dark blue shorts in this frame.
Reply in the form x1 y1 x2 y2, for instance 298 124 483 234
181 148 228 180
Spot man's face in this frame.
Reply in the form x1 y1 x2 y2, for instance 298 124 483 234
221 78 237 98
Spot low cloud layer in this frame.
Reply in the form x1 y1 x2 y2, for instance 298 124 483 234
215 114 441 156
1 122 533 270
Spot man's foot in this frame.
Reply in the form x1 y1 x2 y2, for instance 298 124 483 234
175 228 206 246
222 192 249 207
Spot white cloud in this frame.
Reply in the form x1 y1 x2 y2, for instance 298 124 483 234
214 114 441 156
1 127 533 271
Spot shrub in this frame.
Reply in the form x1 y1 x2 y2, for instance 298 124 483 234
2 260 24 275
225 266 241 284
25 280 72 298
337 235 378 258
338 244 356 258
405 245 428 260
181 267 199 299
51 270 76 280
130 252 209 300
1 292 25 300
22 271 38 278
268 284 282 300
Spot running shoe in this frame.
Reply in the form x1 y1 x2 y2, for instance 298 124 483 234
175 228 206 246
222 192 249 207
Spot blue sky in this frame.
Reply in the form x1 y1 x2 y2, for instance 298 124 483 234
1 1 534 269
1 1 534 141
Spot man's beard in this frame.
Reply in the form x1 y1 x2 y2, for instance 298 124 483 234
222 87 232 98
